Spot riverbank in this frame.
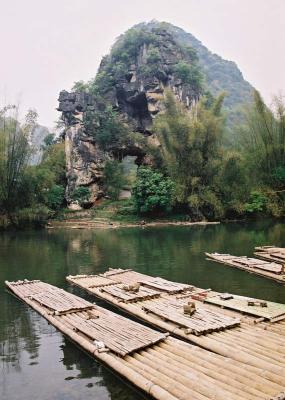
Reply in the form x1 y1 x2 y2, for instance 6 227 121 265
1 199 279 231
47 217 220 230
47 199 220 229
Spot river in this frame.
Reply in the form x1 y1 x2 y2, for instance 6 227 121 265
1 219 285 400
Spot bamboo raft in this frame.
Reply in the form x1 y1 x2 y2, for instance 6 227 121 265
206 252 285 283
255 246 285 265
66 269 285 372
67 270 241 335
7 280 285 400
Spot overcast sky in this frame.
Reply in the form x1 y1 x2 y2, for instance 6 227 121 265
1 0 284 128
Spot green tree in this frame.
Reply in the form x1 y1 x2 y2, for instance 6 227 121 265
41 133 56 150
72 80 89 92
174 61 203 91
240 90 285 188
154 90 225 219
103 160 126 200
85 106 130 152
40 142 66 185
70 186 90 206
132 167 174 214
217 151 249 216
16 139 66 212
244 191 267 214
47 185 65 210
0 107 32 216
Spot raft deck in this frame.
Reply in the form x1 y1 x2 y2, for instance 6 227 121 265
66 269 285 371
255 246 285 265
205 292 285 322
206 252 285 283
7 280 285 400
67 271 240 335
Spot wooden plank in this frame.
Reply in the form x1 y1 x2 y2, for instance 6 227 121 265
214 254 283 273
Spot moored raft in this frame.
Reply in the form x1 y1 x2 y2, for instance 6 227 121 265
206 252 285 283
255 246 285 265
7 279 285 400
67 270 241 335
66 269 285 369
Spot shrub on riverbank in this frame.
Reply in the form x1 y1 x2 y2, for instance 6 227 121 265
0 206 51 230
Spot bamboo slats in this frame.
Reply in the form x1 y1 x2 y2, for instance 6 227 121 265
142 299 240 335
6 280 166 356
91 269 193 292
103 269 148 282
64 312 166 357
204 292 285 320
206 252 285 283
66 270 285 373
255 246 285 265
67 270 285 323
67 274 119 288
100 284 161 303
67 271 240 333
138 277 192 293
6 279 285 400
30 288 93 314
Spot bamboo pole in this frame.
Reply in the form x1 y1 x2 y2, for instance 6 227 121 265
154 345 272 398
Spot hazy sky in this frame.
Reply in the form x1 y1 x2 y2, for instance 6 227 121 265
1 0 284 128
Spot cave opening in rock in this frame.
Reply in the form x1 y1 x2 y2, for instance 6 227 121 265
119 156 138 200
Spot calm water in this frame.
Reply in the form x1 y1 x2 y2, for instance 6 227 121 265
1 220 285 400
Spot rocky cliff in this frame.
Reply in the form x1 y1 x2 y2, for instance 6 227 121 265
58 24 203 205
95 26 201 132
57 91 109 203
58 21 254 206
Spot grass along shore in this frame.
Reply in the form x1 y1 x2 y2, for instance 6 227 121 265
48 199 220 229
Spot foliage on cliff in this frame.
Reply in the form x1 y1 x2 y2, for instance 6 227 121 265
75 21 253 133
145 21 254 127
92 24 203 96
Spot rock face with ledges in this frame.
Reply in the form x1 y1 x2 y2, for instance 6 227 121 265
58 21 254 206
99 27 200 133
58 25 202 206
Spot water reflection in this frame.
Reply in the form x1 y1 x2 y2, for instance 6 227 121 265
1 219 285 399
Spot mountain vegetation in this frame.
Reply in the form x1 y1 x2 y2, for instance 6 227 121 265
1 21 284 228
153 21 254 130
